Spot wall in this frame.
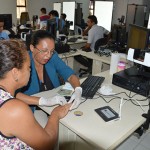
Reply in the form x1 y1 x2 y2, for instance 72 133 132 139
26 0 52 21
0 0 17 25
112 0 149 25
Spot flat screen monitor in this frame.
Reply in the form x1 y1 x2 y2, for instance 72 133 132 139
94 1 113 32
127 24 149 50
46 19 57 38
0 14 12 30
63 2 75 30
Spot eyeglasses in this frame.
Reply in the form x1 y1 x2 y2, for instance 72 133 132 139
35 47 55 55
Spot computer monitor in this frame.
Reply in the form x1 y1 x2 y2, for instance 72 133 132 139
127 24 149 50
0 14 12 30
46 19 57 38
126 24 150 76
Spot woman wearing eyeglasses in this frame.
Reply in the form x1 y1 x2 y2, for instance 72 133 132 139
16 30 83 111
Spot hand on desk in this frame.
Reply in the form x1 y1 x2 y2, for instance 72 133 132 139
68 87 83 110
39 95 67 106
81 46 92 52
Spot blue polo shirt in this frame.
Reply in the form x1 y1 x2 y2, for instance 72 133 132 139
0 31 9 40
20 51 74 95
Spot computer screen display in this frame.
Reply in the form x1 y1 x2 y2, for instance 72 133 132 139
0 14 12 30
94 1 113 32
46 19 57 38
127 24 149 50
63 2 75 30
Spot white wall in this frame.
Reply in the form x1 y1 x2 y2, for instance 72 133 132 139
0 0 17 25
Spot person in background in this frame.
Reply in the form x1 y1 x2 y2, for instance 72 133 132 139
82 15 109 51
61 13 67 21
0 18 9 40
37 7 50 29
59 13 67 34
16 30 83 111
49 10 59 30
0 39 71 150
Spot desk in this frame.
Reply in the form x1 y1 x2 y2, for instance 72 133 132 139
59 50 111 75
34 71 148 150
67 37 87 49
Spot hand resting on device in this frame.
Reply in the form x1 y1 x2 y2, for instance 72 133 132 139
80 46 92 52
39 95 67 106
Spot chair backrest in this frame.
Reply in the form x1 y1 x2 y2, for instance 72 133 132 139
74 25 83 35
94 37 107 52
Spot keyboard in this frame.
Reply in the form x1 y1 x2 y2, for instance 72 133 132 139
67 37 78 42
81 76 105 99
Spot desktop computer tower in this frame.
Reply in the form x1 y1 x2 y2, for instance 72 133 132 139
112 68 150 97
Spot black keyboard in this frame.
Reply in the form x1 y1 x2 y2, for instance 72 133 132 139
67 37 78 42
81 76 105 99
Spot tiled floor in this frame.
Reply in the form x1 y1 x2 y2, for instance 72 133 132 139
34 110 150 150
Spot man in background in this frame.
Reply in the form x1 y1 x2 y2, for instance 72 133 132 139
83 15 109 51
37 7 49 29
0 18 9 40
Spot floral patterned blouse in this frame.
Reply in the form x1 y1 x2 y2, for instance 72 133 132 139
0 88 33 150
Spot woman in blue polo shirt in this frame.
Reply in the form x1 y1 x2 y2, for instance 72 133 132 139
16 30 83 111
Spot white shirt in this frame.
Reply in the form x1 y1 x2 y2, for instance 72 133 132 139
88 24 109 51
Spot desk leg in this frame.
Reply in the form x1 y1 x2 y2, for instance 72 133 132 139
92 60 102 75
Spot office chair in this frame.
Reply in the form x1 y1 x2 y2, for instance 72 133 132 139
74 46 92 78
94 37 108 53
75 38 107 78
75 55 92 77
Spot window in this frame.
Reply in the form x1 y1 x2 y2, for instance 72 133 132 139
89 0 95 15
16 0 26 19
